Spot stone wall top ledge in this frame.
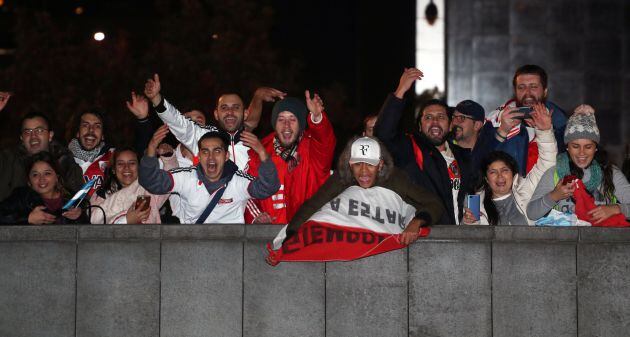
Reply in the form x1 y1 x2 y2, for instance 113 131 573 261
0 225 76 241
578 227 630 243
78 225 161 240
1 224 630 243
161 224 245 240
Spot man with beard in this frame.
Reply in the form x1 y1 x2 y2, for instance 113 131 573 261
246 93 336 224
450 100 485 151
375 68 473 225
68 109 115 194
0 110 84 201
143 74 286 171
473 64 567 176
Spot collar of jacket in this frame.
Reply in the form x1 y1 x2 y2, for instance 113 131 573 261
227 127 243 144
412 131 446 157
195 159 238 194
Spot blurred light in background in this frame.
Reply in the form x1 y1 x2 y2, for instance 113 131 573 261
415 0 445 95
93 32 105 41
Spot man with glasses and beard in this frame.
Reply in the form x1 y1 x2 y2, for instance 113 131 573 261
450 100 485 151
67 109 115 194
473 64 568 176
375 68 473 225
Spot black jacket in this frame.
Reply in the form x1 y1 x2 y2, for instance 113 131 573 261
0 141 84 202
0 187 87 225
375 94 474 225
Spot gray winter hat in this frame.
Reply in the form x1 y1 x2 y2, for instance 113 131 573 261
564 105 600 144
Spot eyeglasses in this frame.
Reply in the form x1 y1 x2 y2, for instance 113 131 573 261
22 127 48 136
451 114 475 123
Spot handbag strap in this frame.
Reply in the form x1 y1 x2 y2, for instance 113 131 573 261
195 184 228 224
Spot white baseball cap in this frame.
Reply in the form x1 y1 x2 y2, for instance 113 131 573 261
349 137 381 166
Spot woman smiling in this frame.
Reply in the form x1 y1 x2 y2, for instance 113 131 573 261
0 152 85 224
527 105 630 225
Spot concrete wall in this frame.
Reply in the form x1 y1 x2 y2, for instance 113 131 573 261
446 0 630 156
1 225 630 337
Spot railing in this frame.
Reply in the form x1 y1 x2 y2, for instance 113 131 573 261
1 225 629 337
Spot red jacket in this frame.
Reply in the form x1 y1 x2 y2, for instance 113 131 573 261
247 112 335 224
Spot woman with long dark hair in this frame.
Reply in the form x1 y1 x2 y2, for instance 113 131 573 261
462 102 556 226
527 105 630 225
0 151 85 224
89 126 177 224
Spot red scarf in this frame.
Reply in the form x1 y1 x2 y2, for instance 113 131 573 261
573 180 629 227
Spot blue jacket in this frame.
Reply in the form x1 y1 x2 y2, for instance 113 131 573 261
472 101 567 177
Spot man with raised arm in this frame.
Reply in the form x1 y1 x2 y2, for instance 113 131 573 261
246 92 336 224
143 74 285 171
375 68 473 225
138 128 280 224
473 64 568 176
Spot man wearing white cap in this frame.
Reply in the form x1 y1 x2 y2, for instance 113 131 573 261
283 136 444 245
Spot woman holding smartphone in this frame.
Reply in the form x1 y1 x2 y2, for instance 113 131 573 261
527 105 630 225
463 102 556 225
0 152 85 224
90 126 177 224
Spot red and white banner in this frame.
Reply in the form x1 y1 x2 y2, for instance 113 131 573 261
267 186 431 264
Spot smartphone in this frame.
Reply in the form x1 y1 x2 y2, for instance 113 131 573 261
513 106 533 120
466 194 480 221
135 195 151 211
561 175 577 185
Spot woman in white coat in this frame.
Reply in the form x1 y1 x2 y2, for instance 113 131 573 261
463 102 556 226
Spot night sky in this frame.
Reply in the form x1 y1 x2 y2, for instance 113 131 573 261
0 0 416 152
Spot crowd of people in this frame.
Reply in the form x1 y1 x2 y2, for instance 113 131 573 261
1 64 629 234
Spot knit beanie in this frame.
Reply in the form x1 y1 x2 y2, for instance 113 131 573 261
271 97 308 132
564 104 600 144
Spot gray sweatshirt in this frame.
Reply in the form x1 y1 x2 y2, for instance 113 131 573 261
527 165 630 221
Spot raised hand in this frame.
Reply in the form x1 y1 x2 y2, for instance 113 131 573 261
146 125 170 158
394 68 424 99
28 206 57 225
0 91 11 112
529 102 552 131
497 106 525 138
126 91 149 119
144 74 162 107
240 131 269 161
253 87 286 103
305 90 324 121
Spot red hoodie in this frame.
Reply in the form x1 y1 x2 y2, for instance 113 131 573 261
246 112 335 224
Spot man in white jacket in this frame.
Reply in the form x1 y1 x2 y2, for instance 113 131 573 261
143 74 285 171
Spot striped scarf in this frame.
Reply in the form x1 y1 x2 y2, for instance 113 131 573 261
273 136 300 172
